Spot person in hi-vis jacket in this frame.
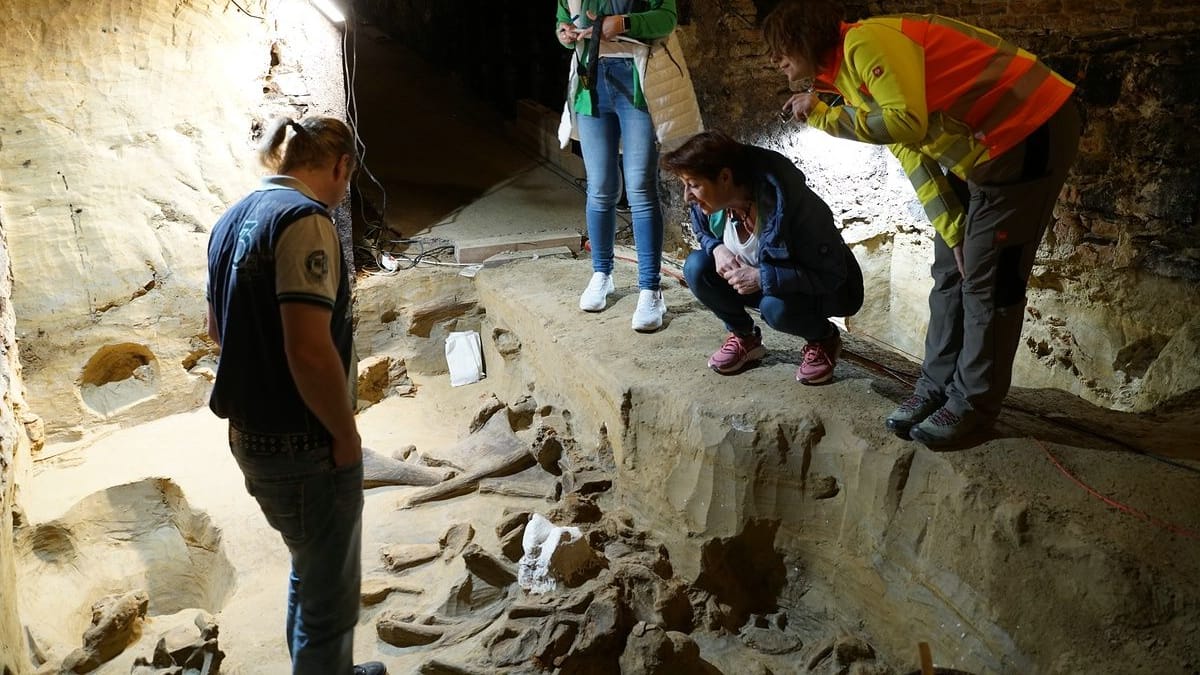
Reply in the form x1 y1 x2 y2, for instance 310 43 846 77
764 0 1082 447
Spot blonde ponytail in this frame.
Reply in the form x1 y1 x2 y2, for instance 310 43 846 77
257 116 356 174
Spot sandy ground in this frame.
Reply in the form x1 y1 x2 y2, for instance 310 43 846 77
23 372 540 674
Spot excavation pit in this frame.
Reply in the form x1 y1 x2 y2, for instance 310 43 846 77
347 259 1200 674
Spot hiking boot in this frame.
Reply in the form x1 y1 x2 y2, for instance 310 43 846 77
354 662 388 675
708 328 766 374
909 406 979 448
795 333 841 385
631 289 667 332
885 393 945 437
579 272 614 312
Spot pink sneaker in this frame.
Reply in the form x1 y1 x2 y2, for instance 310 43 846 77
796 333 841 385
708 329 767 374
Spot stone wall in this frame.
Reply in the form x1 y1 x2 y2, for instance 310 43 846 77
0 0 348 444
0 218 36 675
360 0 1200 413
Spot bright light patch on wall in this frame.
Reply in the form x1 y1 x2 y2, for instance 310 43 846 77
776 124 880 175
309 0 345 23
754 123 928 236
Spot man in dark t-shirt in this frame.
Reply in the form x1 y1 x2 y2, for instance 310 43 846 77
206 116 385 675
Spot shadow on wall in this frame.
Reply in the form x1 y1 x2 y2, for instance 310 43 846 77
693 519 787 631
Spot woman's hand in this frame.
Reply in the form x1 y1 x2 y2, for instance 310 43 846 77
724 265 762 295
714 246 760 294
713 245 740 276
782 91 819 124
953 244 966 278
557 21 582 46
586 11 627 40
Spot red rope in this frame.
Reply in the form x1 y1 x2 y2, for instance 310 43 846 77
581 240 687 284
1035 438 1200 541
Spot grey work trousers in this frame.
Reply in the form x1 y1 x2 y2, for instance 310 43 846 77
915 99 1082 422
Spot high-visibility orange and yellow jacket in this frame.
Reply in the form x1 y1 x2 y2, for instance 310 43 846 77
806 15 1075 247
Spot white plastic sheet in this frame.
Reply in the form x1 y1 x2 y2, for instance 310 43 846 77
518 513 583 595
445 330 484 387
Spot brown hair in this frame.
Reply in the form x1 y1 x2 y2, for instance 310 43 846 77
660 130 752 186
761 0 845 64
258 116 356 174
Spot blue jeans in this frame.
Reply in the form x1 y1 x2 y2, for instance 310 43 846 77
683 250 856 341
230 427 364 675
576 57 664 290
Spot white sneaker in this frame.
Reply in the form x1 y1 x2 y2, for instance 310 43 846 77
579 272 614 312
631 289 666 332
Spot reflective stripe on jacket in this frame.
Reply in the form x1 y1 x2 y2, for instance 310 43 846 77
808 15 1075 246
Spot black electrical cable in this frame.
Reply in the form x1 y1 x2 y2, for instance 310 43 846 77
338 3 404 271
229 0 264 20
710 0 756 30
379 245 457 271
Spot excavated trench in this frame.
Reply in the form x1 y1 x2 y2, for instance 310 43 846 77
360 256 1197 675
15 478 234 666
12 255 1195 675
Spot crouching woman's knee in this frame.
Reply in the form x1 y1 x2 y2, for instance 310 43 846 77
757 295 790 332
683 249 716 288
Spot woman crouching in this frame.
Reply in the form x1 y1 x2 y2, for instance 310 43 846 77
661 130 863 384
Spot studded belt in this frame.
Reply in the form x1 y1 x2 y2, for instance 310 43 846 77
228 425 331 455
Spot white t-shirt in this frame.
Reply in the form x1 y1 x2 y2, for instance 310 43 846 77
722 212 759 267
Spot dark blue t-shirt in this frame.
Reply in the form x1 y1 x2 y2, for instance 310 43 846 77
206 178 353 436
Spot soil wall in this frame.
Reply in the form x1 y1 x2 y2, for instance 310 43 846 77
0 0 348 445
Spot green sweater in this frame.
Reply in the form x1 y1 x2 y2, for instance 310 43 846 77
555 0 678 114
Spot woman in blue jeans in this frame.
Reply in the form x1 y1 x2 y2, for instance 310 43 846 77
660 130 864 384
556 0 693 332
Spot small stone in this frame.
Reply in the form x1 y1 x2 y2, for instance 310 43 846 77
531 426 564 474
492 327 522 356
619 626 703 674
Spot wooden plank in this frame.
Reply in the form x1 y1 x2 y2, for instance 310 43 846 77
454 230 582 264
482 246 575 267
